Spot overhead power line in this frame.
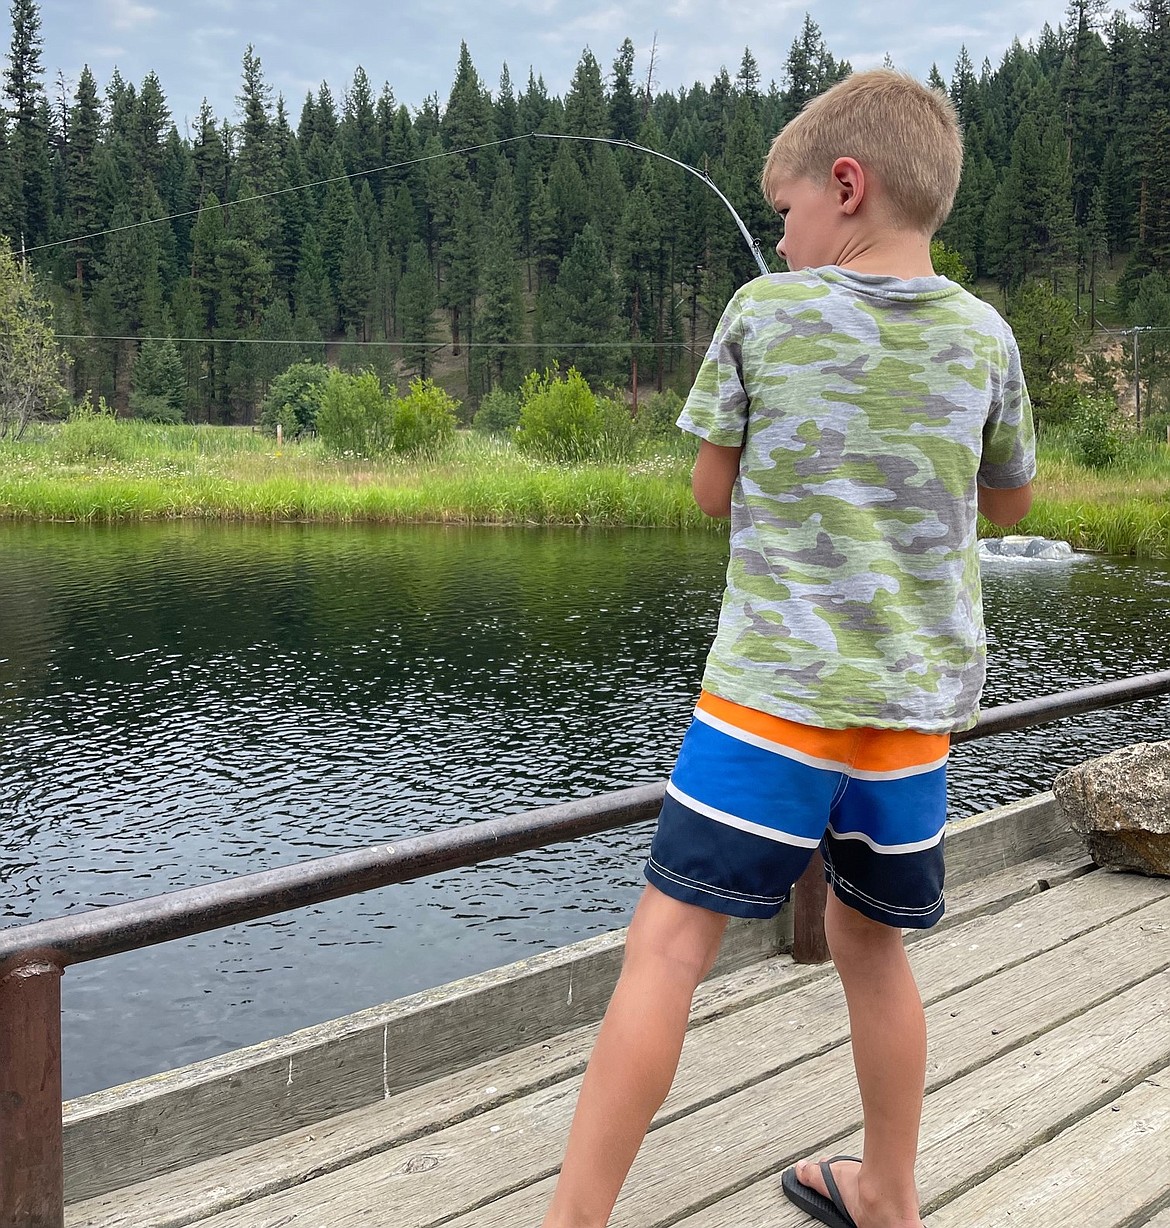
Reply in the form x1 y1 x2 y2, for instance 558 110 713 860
51 332 697 349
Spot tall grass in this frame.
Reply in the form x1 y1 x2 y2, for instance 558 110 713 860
3 419 1168 556
0 423 707 529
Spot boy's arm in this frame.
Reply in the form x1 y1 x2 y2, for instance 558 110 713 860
978 481 1033 527
692 440 743 518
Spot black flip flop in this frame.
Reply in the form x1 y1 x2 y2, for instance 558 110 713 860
781 1154 862 1228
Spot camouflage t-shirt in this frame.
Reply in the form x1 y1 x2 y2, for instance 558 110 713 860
679 266 1036 733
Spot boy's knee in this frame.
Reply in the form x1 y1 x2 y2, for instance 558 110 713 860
624 885 728 983
824 894 903 963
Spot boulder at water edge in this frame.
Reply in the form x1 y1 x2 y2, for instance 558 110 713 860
1052 741 1170 876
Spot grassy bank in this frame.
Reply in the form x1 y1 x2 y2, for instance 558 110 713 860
0 423 708 529
2 420 1168 556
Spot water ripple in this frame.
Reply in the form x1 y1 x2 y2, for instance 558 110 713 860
1 522 1168 1095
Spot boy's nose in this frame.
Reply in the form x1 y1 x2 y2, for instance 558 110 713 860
775 238 786 259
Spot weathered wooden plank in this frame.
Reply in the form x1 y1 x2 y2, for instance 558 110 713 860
62 851 1111 1228
62 795 1086 1205
672 980 1170 1228
63 904 787 1203
1141 1206 1170 1227
941 791 1077 888
927 1072 1170 1227
70 859 1149 1228
163 886 1170 1228
441 925 1170 1228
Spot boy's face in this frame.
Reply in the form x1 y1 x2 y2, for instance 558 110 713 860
769 174 842 272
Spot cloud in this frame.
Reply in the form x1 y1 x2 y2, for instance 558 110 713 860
104 0 159 32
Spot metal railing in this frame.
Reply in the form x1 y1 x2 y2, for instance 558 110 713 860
2 668 1170 1227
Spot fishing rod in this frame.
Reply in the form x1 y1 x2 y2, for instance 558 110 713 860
531 132 773 278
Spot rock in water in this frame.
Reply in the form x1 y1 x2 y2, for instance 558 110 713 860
1053 741 1170 876
977 535 1074 560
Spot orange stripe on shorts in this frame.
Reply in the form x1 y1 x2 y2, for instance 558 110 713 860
695 690 948 773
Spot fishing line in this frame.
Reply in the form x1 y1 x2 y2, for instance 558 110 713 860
23 132 772 277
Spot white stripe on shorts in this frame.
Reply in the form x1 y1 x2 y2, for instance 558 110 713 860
665 781 823 849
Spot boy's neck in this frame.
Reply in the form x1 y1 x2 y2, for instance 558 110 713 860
831 230 936 280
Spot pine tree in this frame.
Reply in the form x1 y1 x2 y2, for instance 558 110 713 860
398 239 436 377
318 146 357 291
564 49 609 141
0 110 19 245
781 16 845 123
442 43 494 190
64 65 100 289
342 66 381 188
192 101 229 206
736 48 762 100
495 64 519 146
132 334 186 418
543 222 624 386
476 161 524 391
133 71 170 194
610 40 640 140
293 223 334 333
338 213 374 339
441 185 481 354
4 0 53 250
236 46 278 195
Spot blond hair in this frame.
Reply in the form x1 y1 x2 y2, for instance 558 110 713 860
760 69 963 235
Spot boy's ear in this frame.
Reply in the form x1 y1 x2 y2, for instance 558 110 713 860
830 157 865 215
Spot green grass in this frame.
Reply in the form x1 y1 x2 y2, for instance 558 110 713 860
3 419 1169 556
0 423 708 529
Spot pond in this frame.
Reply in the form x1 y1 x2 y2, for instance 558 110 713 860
1 522 1167 1097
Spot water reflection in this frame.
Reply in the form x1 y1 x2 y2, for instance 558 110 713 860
0 522 1167 1095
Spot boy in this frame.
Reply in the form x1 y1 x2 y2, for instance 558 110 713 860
541 69 1035 1228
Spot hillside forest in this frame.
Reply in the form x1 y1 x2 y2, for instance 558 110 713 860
1 0 1170 428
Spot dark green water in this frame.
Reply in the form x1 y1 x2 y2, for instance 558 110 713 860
1 522 1168 1097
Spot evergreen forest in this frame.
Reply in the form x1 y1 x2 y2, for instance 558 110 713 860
2 0 1170 425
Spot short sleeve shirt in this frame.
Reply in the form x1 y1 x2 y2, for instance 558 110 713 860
679 266 1036 733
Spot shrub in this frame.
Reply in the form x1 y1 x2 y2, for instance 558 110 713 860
59 395 128 462
315 369 394 458
1069 392 1124 469
635 389 685 441
472 387 521 434
129 392 183 424
1141 411 1170 444
515 367 635 463
593 394 639 462
261 362 329 437
391 378 459 456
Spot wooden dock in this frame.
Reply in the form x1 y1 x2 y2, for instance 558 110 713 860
63 795 1170 1228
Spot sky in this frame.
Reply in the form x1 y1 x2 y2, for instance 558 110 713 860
29 0 1120 136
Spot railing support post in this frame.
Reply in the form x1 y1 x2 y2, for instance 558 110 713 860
0 953 64 1228
792 851 831 964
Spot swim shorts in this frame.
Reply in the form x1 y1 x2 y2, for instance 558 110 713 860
644 691 950 929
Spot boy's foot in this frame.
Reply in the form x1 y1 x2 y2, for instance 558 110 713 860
781 1156 925 1228
782 1155 861 1228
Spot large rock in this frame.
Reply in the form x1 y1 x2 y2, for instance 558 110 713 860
1053 741 1170 876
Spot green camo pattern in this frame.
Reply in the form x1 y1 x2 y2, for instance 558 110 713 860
679 267 1036 733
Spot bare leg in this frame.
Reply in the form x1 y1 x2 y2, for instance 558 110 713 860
541 884 728 1228
794 892 926 1228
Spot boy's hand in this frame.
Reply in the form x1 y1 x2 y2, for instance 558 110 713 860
977 481 1033 527
692 440 744 518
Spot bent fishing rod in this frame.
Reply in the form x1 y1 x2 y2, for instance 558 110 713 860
531 132 773 278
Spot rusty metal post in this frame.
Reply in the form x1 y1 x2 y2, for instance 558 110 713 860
792 851 831 964
0 953 65 1228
